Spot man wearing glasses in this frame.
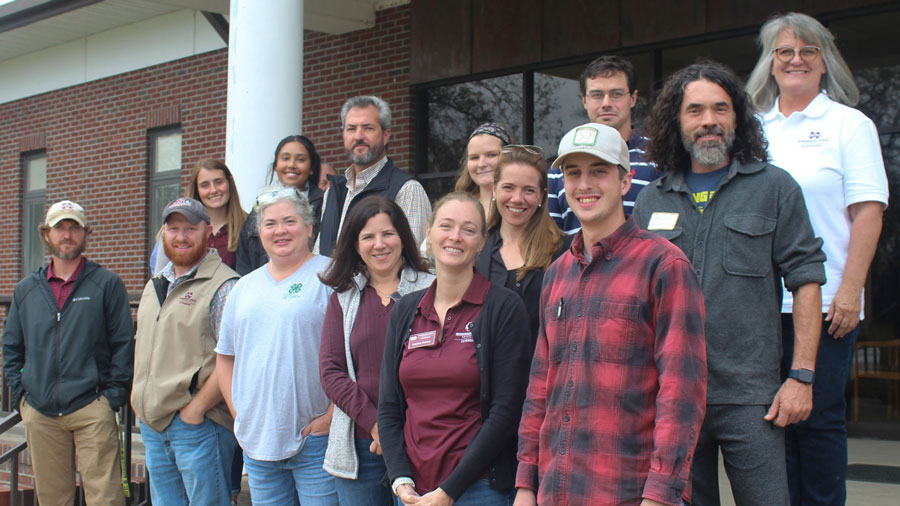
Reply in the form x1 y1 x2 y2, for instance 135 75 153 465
516 123 707 506
547 55 657 235
132 197 239 505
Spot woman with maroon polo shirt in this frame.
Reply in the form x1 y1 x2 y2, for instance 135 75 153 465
150 158 247 273
318 196 433 505
378 192 531 506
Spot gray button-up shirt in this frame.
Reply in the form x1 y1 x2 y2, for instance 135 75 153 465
633 159 825 405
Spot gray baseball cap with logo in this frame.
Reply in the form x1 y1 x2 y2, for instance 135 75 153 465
162 197 210 225
551 123 630 173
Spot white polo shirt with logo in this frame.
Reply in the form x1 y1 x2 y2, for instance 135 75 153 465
761 91 889 316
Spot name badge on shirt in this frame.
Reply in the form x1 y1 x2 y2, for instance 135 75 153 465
408 330 438 349
647 212 679 230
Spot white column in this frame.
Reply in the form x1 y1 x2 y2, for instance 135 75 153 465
225 0 304 212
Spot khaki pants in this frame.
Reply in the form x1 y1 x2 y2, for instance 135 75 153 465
21 396 125 506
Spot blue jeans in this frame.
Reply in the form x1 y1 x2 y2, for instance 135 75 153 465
396 479 513 506
243 434 339 505
140 413 236 506
334 438 392 506
782 314 858 506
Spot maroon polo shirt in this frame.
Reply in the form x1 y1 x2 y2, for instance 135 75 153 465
399 272 488 495
208 225 236 269
46 257 86 310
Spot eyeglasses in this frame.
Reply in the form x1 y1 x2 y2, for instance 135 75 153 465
501 144 544 156
773 46 821 63
585 89 631 102
255 186 301 208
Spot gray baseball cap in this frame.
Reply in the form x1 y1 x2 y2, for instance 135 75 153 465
551 123 630 172
162 197 210 225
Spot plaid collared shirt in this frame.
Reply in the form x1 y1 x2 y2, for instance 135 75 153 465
516 218 707 506
330 156 431 248
159 250 236 340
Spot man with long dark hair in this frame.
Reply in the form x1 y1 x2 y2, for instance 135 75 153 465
633 61 827 506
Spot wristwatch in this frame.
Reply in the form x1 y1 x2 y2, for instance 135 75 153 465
788 368 815 385
391 477 415 496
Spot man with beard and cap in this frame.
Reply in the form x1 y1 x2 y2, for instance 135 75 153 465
314 95 431 256
2 200 133 506
632 61 826 506
132 197 239 505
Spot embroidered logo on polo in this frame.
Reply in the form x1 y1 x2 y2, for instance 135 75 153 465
798 130 828 148
283 282 304 299
178 292 197 306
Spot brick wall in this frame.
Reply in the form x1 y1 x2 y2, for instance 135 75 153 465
303 5 414 171
0 5 413 297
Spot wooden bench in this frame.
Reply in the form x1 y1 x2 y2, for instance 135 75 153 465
853 339 900 421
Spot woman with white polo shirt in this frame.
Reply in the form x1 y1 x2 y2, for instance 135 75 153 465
747 12 889 505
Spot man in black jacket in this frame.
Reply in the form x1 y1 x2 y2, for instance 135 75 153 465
2 200 133 506
315 95 432 256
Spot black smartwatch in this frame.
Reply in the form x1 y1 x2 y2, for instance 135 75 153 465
788 368 815 385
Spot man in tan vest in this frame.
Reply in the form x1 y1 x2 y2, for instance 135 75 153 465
132 197 239 505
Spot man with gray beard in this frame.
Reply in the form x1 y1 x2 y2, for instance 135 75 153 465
632 62 826 506
315 95 431 256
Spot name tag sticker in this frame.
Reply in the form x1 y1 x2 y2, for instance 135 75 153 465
647 212 679 231
408 330 438 349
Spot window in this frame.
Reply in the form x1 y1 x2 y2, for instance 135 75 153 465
149 128 182 246
421 74 524 199
22 152 47 275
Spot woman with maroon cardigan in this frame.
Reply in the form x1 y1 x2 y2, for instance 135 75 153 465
378 192 531 506
318 196 433 505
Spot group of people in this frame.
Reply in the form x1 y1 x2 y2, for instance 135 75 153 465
1 11 889 506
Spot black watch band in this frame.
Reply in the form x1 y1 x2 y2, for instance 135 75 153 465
788 368 815 385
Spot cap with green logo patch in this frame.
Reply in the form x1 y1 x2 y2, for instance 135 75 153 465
551 123 630 172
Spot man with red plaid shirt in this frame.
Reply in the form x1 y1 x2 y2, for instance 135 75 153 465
514 123 707 506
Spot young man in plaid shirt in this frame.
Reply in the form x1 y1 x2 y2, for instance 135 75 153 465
514 123 707 506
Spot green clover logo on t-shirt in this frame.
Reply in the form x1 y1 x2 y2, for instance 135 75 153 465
283 282 304 299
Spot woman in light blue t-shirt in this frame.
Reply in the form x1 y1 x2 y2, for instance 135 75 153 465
216 186 338 506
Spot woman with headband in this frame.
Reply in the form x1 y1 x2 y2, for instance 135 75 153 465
454 122 513 217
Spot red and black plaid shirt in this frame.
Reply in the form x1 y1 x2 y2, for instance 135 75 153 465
516 218 707 506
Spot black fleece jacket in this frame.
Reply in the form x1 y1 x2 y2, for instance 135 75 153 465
378 281 531 500
2 261 133 416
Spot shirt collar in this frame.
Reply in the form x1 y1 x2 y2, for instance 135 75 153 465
763 91 830 121
47 257 86 282
571 217 638 264
345 156 389 191
416 270 490 318
160 249 215 285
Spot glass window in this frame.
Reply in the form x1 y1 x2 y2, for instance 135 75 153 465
149 128 182 246
423 74 523 199
22 152 47 275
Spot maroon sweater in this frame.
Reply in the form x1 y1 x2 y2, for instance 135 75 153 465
319 286 394 439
